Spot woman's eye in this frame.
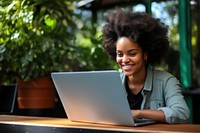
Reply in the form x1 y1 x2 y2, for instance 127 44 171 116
129 53 136 56
117 53 123 57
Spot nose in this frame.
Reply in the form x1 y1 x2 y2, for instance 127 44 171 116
122 55 130 63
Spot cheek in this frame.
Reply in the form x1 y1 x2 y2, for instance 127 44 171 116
116 57 121 64
135 56 145 64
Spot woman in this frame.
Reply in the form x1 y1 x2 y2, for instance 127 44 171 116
102 10 190 124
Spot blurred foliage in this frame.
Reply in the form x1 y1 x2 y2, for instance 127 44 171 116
74 9 117 71
73 9 117 71
0 0 77 83
0 0 115 84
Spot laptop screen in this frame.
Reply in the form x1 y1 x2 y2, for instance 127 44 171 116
51 70 135 126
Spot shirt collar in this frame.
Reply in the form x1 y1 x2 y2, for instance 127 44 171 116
121 67 153 92
143 67 153 91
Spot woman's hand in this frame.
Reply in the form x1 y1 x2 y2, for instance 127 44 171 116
131 110 140 119
131 110 166 122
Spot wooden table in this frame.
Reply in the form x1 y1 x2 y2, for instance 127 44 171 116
0 115 199 133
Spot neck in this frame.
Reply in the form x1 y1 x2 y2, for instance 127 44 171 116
128 67 147 84
127 67 147 94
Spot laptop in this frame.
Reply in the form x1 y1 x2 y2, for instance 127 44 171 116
51 70 156 126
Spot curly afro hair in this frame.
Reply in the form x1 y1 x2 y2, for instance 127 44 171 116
102 10 170 65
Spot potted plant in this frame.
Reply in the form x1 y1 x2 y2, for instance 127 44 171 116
0 0 83 109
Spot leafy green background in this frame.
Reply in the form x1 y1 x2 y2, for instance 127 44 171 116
0 0 116 83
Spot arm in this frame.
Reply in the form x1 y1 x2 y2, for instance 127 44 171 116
131 110 166 122
133 70 190 123
161 77 190 123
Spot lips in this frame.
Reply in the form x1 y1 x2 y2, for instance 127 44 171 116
122 64 134 71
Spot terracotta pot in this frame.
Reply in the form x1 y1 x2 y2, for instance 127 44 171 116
17 77 56 109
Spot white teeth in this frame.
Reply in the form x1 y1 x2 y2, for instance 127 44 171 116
122 65 132 69
124 65 131 68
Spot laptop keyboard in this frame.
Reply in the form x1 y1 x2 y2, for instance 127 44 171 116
134 119 153 123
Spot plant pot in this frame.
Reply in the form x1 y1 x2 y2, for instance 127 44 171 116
16 77 56 109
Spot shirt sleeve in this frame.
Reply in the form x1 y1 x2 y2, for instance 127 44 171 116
158 76 190 123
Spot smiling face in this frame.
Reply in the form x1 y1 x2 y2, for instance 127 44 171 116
116 37 147 76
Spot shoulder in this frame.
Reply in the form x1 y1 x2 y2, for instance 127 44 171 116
152 69 177 81
151 68 181 88
146 67 181 89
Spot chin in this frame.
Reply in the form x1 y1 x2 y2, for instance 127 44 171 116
123 71 134 76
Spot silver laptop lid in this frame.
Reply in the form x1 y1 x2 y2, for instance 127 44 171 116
51 70 135 126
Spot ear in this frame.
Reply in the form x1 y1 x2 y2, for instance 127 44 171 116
144 52 148 61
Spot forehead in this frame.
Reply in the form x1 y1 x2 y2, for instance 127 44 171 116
116 37 141 51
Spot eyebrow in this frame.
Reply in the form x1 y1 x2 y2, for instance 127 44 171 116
116 49 138 52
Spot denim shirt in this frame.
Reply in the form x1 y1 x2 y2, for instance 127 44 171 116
120 67 190 124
